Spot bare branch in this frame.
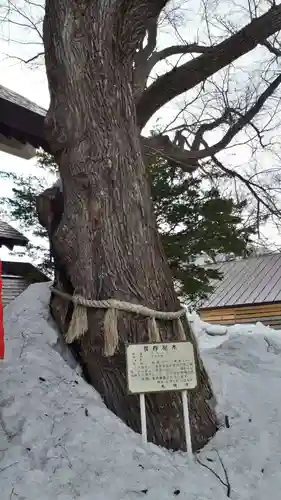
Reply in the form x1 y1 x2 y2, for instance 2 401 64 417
172 72 281 161
6 51 44 64
263 39 281 57
142 135 198 171
191 111 231 150
140 18 158 61
134 41 211 98
197 453 231 498
228 108 267 148
161 83 205 134
203 142 280 218
6 0 43 41
24 0 44 10
133 19 158 97
137 4 281 129
216 451 231 497
116 0 170 58
150 42 213 63
144 69 280 172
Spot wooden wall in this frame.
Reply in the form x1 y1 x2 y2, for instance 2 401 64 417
2 275 30 308
199 303 281 330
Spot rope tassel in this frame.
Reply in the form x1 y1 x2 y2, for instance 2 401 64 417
147 317 161 342
104 307 119 356
177 318 186 341
66 303 88 344
51 287 189 357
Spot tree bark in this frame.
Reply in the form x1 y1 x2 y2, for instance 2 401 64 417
42 0 217 451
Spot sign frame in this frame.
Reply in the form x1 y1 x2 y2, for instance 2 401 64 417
125 340 197 395
125 339 197 458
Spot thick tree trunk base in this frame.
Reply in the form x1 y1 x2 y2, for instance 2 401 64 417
58 284 217 451
37 186 218 452
41 1 218 452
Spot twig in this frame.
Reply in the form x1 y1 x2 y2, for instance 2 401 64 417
0 462 18 474
263 40 281 57
202 140 280 219
197 450 231 498
216 450 231 497
5 51 44 64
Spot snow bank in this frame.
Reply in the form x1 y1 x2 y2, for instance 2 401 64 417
188 309 281 350
1 284 281 499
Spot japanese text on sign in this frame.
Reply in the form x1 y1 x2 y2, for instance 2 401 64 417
126 342 197 394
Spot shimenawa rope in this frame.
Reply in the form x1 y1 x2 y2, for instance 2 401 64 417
51 286 187 356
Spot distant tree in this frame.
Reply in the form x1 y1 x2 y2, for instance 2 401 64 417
149 156 256 301
1 152 255 300
0 152 56 275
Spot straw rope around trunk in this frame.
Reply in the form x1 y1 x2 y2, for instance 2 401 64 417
50 287 188 356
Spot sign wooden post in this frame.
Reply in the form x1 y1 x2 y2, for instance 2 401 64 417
181 390 192 457
126 341 197 454
139 393 147 445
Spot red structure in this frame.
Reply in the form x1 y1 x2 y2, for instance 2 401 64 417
0 260 4 359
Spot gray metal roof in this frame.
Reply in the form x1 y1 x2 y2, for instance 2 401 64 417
200 253 281 309
0 85 46 116
0 220 29 249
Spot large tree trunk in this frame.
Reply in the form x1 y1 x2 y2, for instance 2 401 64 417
41 0 217 451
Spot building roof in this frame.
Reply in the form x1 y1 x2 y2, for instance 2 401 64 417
0 220 29 250
0 85 46 117
0 84 48 152
2 260 49 282
200 253 281 309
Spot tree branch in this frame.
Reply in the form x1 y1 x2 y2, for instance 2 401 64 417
133 40 211 99
139 18 158 62
133 18 158 97
203 142 280 218
169 72 281 162
137 4 281 129
133 40 210 98
142 135 198 171
6 0 43 41
6 51 44 64
150 43 213 64
262 39 281 57
132 43 212 96
191 111 231 151
228 108 267 148
197 453 231 498
116 0 170 58
196 72 281 159
141 71 281 170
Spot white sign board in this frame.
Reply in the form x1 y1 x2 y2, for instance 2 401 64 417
126 341 197 394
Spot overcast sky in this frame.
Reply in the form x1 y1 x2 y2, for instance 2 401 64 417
0 0 280 262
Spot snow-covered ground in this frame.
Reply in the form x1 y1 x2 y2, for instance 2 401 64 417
1 283 281 499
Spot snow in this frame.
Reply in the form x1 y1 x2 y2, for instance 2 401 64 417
1 283 281 499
